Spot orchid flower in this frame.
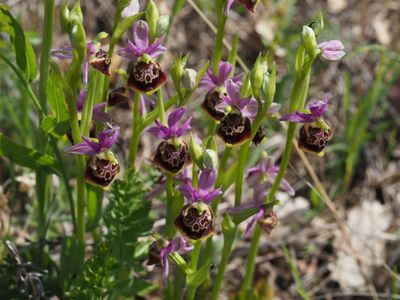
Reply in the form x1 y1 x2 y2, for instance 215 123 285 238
65 126 120 156
117 20 166 61
318 40 345 61
279 98 329 124
200 61 242 92
178 167 222 204
159 236 193 281
227 184 269 238
246 157 295 196
147 108 192 140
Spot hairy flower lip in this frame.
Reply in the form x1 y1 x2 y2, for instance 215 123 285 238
153 140 192 175
252 124 266 146
127 60 167 94
108 87 131 107
298 123 333 154
201 89 226 121
174 203 214 240
89 49 112 76
84 152 120 190
217 109 252 146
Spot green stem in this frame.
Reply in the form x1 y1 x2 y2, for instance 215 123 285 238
210 227 237 300
238 226 262 298
165 175 175 238
212 0 227 74
187 240 202 300
235 142 250 206
128 92 141 166
157 89 167 124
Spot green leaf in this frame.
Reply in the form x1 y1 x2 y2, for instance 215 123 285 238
86 185 103 232
186 264 211 288
0 4 37 82
47 73 69 121
0 134 60 175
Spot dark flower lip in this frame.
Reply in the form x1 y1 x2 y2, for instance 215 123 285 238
128 60 167 94
84 152 120 189
147 241 163 266
108 87 131 108
298 123 333 154
174 203 214 240
201 89 226 121
217 109 252 146
153 140 191 175
90 49 111 76
238 0 258 12
252 123 266 146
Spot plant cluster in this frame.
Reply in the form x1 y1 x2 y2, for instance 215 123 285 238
0 0 347 299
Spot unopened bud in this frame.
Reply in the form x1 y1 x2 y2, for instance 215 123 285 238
202 149 218 169
170 54 189 91
301 26 318 58
156 15 170 37
145 0 159 42
189 134 203 167
182 68 197 90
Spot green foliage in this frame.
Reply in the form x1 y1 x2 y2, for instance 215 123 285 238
0 4 37 82
69 171 155 299
0 133 61 175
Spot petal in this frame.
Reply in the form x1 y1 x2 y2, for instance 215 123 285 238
243 208 265 239
199 69 219 91
98 126 120 149
146 37 166 58
279 112 314 123
168 108 186 129
133 20 149 50
64 142 97 156
253 184 268 206
318 40 344 51
241 99 258 120
117 41 142 60
308 99 328 118
280 178 295 196
225 0 235 15
321 50 346 61
121 0 140 18
217 61 233 83
203 188 222 204
225 80 242 104
231 73 244 84
178 182 197 202
268 102 281 113
77 90 87 111
175 117 192 137
198 168 216 192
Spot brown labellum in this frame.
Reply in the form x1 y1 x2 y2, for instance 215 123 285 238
217 109 252 146
147 241 163 266
257 211 278 236
90 49 111 76
174 202 214 240
85 152 120 189
298 123 333 154
153 140 191 175
238 0 258 12
108 87 131 108
201 88 226 121
252 123 266 146
128 59 167 94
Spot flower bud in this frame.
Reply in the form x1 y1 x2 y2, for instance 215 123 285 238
60 1 71 32
202 149 218 169
217 109 252 146
309 12 324 36
85 151 120 189
298 123 333 154
145 0 159 42
156 15 170 37
318 40 345 61
153 140 191 175
301 26 318 58
182 68 197 91
90 49 111 76
188 134 203 167
128 57 167 94
174 202 214 240
250 53 267 99
170 54 189 92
